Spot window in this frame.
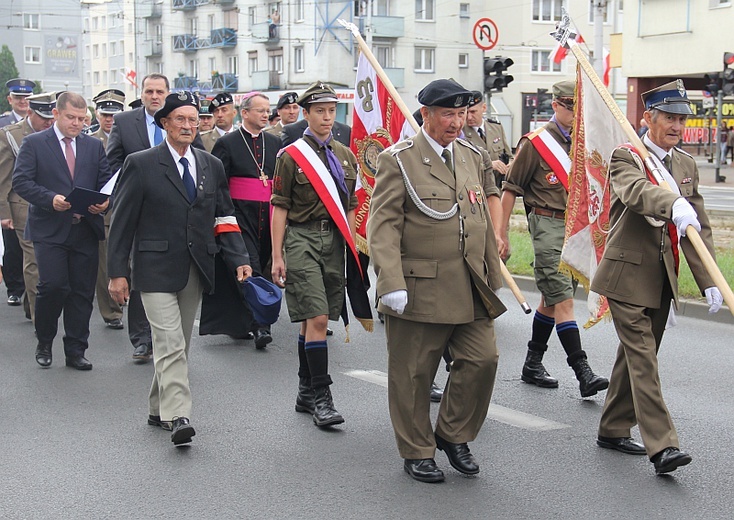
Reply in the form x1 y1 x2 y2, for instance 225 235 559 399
532 0 565 22
93 44 99 59
295 0 305 21
294 46 304 72
459 53 469 68
248 51 258 76
92 17 98 31
23 13 40 30
86 71 91 86
414 47 435 72
84 17 89 32
189 59 199 77
100 15 106 30
416 0 435 21
374 43 392 68
710 0 731 6
459 3 470 18
129 52 134 62
85 45 90 59
110 41 117 56
531 49 562 72
189 17 198 36
228 55 239 75
94 71 100 85
103 71 108 84
248 7 256 29
102 43 107 58
588 0 609 23
109 14 116 28
370 0 390 16
24 46 40 63
209 57 216 75
268 49 283 74
120 40 124 55
208 14 215 33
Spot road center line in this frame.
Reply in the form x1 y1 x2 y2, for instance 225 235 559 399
343 369 570 431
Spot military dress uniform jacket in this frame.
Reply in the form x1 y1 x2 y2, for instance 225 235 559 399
463 119 512 164
591 146 715 308
0 118 34 221
107 142 249 295
265 121 284 137
368 130 506 324
200 129 221 153
91 127 109 150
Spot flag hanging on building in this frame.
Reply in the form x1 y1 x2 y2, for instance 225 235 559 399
123 67 138 88
350 52 406 254
602 47 611 87
560 63 626 327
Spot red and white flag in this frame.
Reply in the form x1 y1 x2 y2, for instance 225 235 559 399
560 63 626 327
350 52 406 253
551 31 584 64
602 47 611 87
123 67 138 88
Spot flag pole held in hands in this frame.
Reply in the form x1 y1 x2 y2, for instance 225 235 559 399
551 11 734 316
338 19 532 314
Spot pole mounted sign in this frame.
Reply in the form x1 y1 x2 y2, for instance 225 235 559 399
473 18 498 51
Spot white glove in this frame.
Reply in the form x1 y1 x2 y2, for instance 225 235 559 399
671 198 701 237
705 286 723 314
381 289 408 315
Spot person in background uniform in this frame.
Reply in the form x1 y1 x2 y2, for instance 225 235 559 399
13 91 113 371
90 89 125 330
128 99 143 110
0 92 56 324
265 92 299 137
267 109 280 129
200 92 280 347
592 80 722 475
0 78 35 128
499 80 609 399
200 92 236 153
271 81 359 428
368 79 506 483
108 92 252 445
198 99 214 133
463 90 513 189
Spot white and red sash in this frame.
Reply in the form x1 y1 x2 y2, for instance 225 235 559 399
284 140 363 278
526 127 571 191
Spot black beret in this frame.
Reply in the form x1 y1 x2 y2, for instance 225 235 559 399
417 79 473 108
468 91 484 107
412 109 423 127
154 91 200 128
276 92 298 110
128 99 143 109
209 92 233 113
269 108 280 122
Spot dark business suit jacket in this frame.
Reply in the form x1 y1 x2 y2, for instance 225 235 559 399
106 107 205 173
12 126 112 243
107 142 249 294
280 119 351 147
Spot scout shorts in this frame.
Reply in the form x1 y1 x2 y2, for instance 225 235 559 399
527 212 576 306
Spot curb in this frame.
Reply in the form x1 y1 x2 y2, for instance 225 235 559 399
510 275 733 325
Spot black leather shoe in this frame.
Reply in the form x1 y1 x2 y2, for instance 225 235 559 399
148 415 172 431
652 447 692 475
7 294 21 306
430 382 443 403
171 417 195 445
435 433 479 475
35 343 52 368
105 318 124 330
597 436 646 455
254 328 272 349
65 355 93 371
133 343 152 363
403 458 445 483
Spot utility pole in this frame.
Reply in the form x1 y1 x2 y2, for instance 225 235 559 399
365 0 373 52
715 89 725 182
594 1 606 79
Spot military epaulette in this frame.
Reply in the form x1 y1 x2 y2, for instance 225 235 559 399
485 117 501 125
456 137 482 155
276 147 287 159
674 146 693 159
200 129 214 136
387 139 414 156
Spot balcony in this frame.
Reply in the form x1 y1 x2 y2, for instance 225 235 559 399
146 40 163 57
195 36 211 49
383 67 404 89
212 73 238 92
198 80 213 95
173 76 198 91
211 28 236 48
172 0 210 10
172 34 197 52
218 0 236 4
356 15 404 38
250 70 280 90
143 2 163 18
251 22 280 45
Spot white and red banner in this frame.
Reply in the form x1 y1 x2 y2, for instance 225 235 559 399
350 52 406 254
552 31 584 64
560 63 626 327
123 67 138 88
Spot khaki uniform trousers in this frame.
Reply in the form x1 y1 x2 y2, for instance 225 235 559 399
141 262 203 421
598 281 678 458
95 222 123 322
385 289 498 459
10 200 37 322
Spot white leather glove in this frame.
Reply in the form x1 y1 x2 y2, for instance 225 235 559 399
705 286 723 314
671 198 701 237
381 289 408 315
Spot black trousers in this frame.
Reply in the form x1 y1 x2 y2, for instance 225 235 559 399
34 220 99 356
127 289 152 349
2 227 25 298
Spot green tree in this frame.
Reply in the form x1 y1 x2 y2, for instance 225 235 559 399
0 45 20 113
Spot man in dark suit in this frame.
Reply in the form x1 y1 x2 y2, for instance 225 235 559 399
281 117 351 147
106 74 205 363
12 91 113 370
107 92 252 445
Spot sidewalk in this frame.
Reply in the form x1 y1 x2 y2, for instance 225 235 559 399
695 155 733 188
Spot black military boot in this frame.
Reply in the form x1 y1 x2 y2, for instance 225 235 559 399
521 342 558 388
295 377 315 414
312 385 345 427
571 356 609 397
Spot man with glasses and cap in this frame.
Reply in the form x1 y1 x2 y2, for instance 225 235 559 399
200 92 236 152
0 92 57 323
0 78 36 128
107 91 252 445
198 98 214 133
265 91 299 137
592 80 722 475
499 80 608 399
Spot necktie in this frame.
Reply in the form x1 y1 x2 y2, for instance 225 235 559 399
63 137 75 179
478 127 485 140
663 154 672 173
179 157 196 203
154 123 163 146
441 149 454 174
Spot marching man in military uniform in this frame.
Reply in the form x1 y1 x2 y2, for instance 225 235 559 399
200 92 236 152
197 99 214 133
265 91 299 137
592 80 722 475
271 81 361 428
369 79 506 483
463 90 513 188
0 78 35 128
500 80 608 399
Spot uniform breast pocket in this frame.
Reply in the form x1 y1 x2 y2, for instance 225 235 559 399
294 171 318 202
414 184 454 213
600 245 643 296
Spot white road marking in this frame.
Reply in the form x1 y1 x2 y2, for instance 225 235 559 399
344 369 570 431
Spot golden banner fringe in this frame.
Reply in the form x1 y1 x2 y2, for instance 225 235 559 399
357 318 374 333
356 235 369 256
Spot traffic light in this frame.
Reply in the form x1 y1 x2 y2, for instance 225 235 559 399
704 73 721 95
484 56 514 93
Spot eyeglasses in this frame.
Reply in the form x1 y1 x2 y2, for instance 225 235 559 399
246 108 270 115
170 116 200 127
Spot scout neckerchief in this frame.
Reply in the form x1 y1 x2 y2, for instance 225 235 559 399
525 119 571 191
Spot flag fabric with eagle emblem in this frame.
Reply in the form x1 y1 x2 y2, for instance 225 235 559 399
350 52 406 254
560 63 626 327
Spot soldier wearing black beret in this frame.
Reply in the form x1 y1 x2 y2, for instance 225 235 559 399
201 92 236 152
265 91 299 137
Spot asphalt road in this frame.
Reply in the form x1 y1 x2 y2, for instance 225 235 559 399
0 285 732 519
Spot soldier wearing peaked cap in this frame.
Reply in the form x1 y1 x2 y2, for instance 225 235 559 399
266 91 299 137
368 78 507 483
198 99 214 133
592 80 721 475
0 79 36 128
200 92 236 152
500 80 609 399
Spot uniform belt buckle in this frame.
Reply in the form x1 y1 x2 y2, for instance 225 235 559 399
320 220 330 232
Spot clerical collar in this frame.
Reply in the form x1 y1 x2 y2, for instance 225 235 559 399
241 126 261 139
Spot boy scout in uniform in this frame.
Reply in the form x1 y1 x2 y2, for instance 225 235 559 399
500 80 608 398
369 79 506 483
592 80 722 474
271 81 359 428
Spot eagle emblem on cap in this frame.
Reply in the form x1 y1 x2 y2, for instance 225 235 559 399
212 99 220 107
676 79 686 97
454 96 463 107
177 92 188 101
287 94 296 104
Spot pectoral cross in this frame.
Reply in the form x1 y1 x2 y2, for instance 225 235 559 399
259 169 268 187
